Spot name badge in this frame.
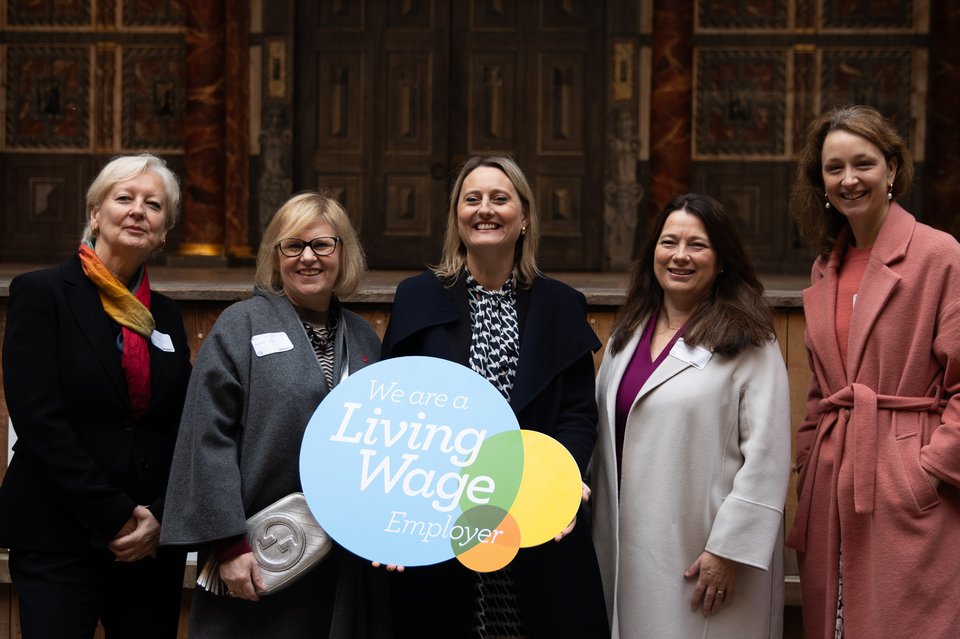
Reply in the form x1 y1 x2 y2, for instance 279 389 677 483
251 332 294 357
150 330 175 352
669 338 712 369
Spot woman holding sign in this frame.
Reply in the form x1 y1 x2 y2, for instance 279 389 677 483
160 192 387 638
591 193 791 638
381 156 609 638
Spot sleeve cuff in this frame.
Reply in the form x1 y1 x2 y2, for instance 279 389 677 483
215 535 253 563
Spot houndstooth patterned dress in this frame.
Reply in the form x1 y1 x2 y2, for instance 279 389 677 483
465 273 527 638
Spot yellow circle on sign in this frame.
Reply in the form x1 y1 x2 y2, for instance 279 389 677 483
510 430 582 548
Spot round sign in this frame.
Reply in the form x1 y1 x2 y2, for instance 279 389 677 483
299 356 583 571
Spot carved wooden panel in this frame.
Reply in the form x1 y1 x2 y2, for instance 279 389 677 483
121 45 186 151
696 0 789 30
385 175 433 236
467 53 517 152
822 0 914 29
316 53 364 153
793 47 817 156
94 44 117 151
539 0 586 29
384 52 433 154
6 0 91 26
0 155 89 260
820 48 915 148
387 0 435 28
538 175 583 237
5 46 90 150
316 175 365 233
122 0 184 27
315 0 365 29
693 48 788 158
470 0 517 30
538 53 585 156
692 161 811 272
298 0 602 269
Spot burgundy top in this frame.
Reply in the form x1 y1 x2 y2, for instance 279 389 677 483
613 314 686 480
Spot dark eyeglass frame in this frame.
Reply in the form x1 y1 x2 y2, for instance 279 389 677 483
277 236 341 257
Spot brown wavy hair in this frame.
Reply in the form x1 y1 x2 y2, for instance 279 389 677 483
790 104 914 257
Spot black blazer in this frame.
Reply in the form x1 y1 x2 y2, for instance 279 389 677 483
382 270 601 471
381 271 609 638
0 254 191 552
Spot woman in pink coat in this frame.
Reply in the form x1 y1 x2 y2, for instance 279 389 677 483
787 105 960 639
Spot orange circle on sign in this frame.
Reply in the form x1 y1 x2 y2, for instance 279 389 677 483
454 508 521 572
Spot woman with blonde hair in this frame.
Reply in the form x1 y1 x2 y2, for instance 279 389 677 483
161 191 387 638
382 156 608 638
0 153 191 638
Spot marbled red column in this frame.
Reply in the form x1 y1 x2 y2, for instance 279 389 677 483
648 0 693 220
181 0 226 255
925 1 960 240
225 0 251 257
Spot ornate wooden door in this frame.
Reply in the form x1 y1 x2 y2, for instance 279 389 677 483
297 0 603 270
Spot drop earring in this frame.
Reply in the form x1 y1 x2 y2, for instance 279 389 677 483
824 193 831 209
887 183 893 200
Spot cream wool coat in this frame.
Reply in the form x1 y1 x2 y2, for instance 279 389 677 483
592 330 790 639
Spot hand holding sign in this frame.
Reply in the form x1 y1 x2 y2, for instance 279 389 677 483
299 356 583 572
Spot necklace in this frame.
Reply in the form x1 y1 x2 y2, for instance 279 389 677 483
657 311 688 332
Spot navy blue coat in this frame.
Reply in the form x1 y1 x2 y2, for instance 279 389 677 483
0 254 192 552
382 270 608 638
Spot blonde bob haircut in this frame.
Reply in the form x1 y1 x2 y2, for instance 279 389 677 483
255 191 367 299
82 153 181 244
433 155 541 287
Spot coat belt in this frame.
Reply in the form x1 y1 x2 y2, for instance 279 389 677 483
787 383 945 552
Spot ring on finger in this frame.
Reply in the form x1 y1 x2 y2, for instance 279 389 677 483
716 590 725 599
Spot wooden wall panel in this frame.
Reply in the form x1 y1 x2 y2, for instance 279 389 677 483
467 53 517 152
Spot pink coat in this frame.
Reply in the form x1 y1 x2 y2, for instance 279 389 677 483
786 204 960 638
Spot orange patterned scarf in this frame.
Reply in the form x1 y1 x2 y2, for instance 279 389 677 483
78 243 155 416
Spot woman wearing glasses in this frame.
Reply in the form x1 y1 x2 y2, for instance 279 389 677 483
160 191 387 638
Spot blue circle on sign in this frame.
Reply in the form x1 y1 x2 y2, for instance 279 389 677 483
299 356 521 567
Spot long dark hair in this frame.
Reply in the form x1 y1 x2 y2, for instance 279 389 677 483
609 193 774 356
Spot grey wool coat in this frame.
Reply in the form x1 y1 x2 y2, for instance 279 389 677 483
591 329 791 639
160 288 387 639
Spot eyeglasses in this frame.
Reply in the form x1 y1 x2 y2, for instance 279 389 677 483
277 236 340 257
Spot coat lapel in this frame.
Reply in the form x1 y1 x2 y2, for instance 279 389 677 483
598 327 643 430
634 344 698 401
845 204 912 378
510 279 599 413
600 320 703 418
803 244 846 391
62 255 130 406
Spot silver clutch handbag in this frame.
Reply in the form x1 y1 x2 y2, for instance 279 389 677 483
196 492 333 596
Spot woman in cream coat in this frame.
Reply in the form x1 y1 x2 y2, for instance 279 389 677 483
591 193 791 639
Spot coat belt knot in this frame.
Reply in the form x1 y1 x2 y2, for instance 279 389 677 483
788 383 946 551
